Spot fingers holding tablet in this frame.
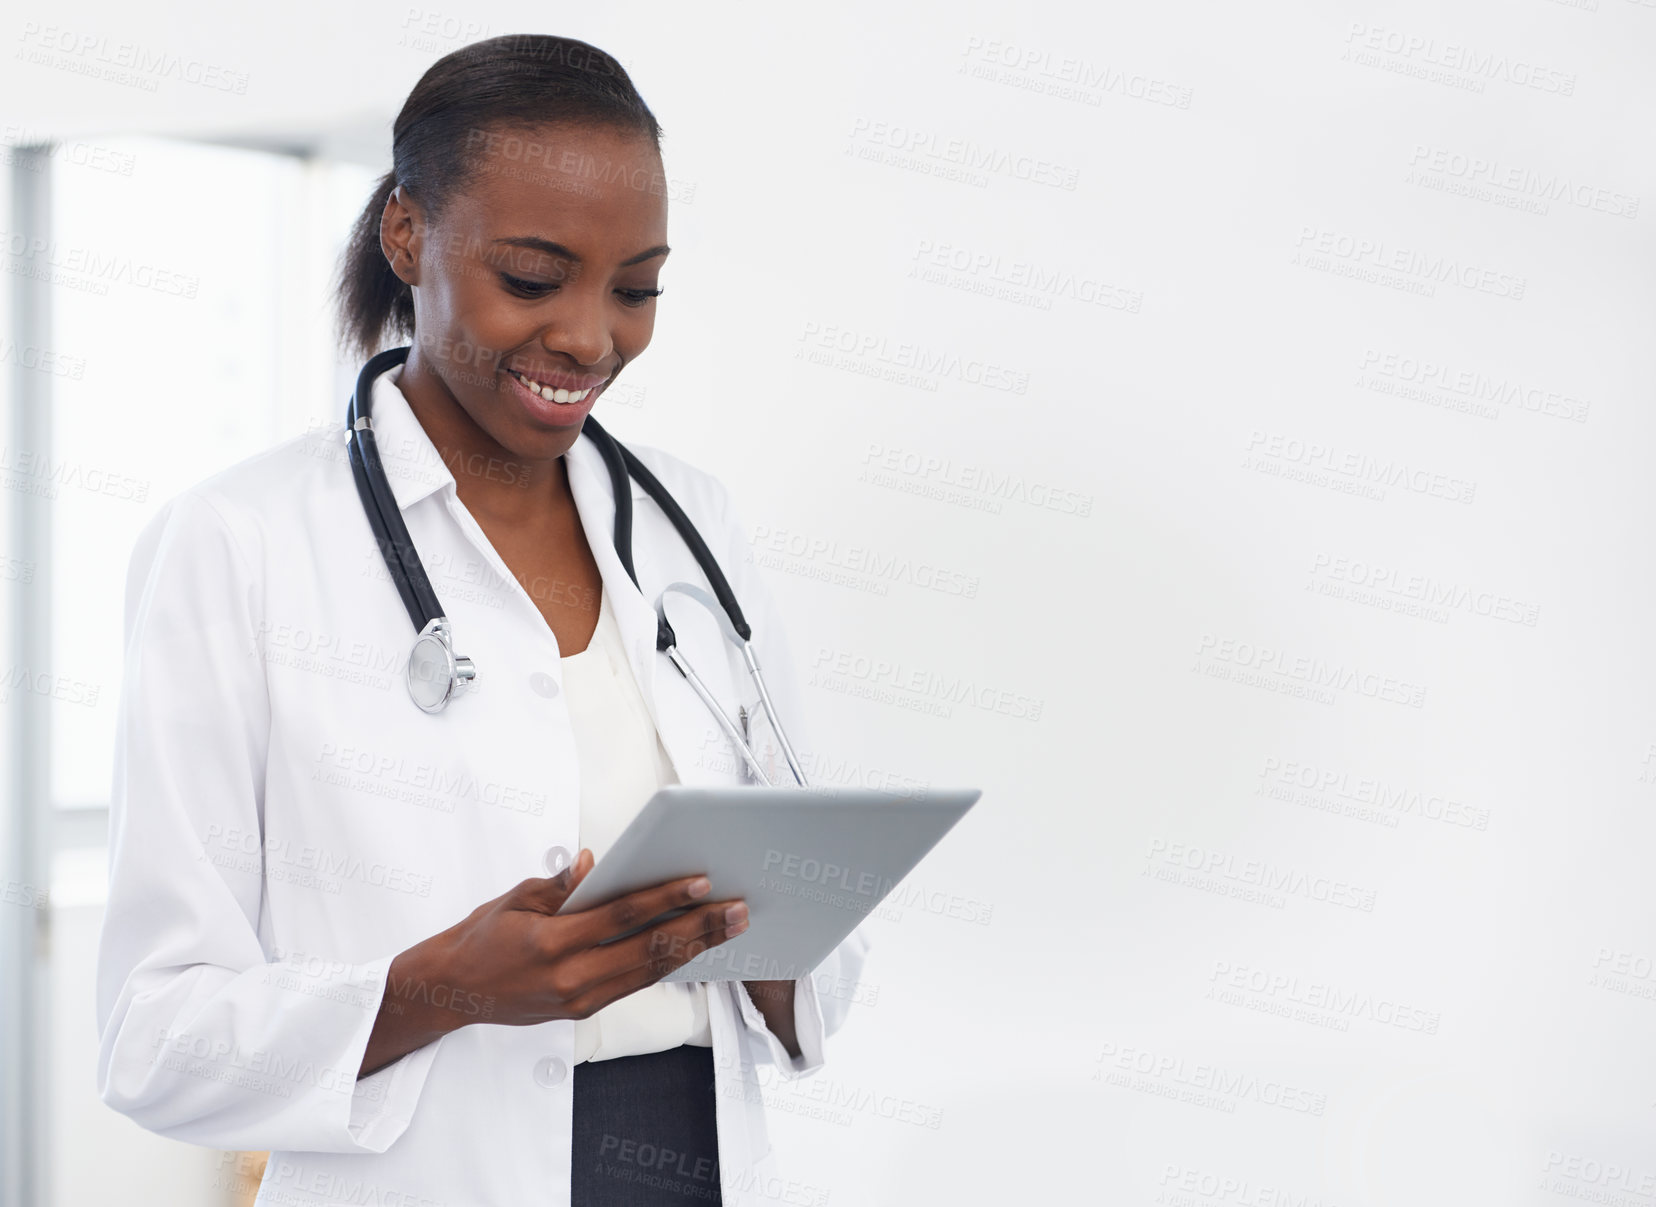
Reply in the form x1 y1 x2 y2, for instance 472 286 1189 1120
550 887 749 1017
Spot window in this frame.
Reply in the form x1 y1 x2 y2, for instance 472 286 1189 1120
48 136 376 813
6 134 378 1207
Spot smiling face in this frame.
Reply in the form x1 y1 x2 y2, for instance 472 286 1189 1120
382 121 669 465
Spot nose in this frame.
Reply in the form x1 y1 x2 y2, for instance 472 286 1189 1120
539 284 613 369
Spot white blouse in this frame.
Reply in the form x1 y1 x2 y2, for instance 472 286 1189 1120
560 585 713 1063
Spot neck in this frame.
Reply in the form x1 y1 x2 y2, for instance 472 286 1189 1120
396 350 576 525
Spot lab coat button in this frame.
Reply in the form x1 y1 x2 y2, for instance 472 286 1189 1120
542 845 572 876
529 672 559 698
533 1056 568 1087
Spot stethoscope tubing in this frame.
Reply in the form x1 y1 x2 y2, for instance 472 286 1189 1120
345 346 809 787
347 347 445 631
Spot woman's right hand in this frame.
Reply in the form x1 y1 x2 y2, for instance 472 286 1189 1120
359 848 747 1077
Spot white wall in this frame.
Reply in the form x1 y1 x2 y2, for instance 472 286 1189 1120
5 1 1654 1203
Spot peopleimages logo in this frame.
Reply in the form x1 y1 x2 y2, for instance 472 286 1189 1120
1405 145 1637 219
910 238 1144 312
1309 552 1540 627
800 321 1032 394
1146 838 1378 912
313 743 548 817
757 847 993 925
1257 755 1491 831
762 849 883 896
16 23 252 93
1293 225 1526 300
1341 23 1577 96
960 36 1195 109
747 523 980 598
0 229 201 297
1196 633 1427 709
811 644 1046 720
1207 960 1442 1034
148 1029 374 1099
847 116 1081 190
1244 430 1477 505
200 823 434 898
1094 1042 1328 1116
1359 348 1592 423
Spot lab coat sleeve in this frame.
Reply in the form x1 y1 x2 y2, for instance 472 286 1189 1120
96 489 439 1153
713 483 874 1081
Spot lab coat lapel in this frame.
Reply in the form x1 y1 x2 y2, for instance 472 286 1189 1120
565 433 659 699
564 434 738 790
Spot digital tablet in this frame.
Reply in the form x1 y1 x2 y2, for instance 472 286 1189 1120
554 784 982 981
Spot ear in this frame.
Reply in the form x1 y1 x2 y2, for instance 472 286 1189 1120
379 184 423 288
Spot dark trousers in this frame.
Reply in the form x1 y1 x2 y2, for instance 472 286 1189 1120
571 1044 723 1205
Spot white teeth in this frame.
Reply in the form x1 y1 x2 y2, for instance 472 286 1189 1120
510 369 592 404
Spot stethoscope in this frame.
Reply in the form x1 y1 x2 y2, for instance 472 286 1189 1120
344 345 810 788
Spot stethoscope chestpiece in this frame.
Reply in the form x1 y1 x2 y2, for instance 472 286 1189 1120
406 616 477 714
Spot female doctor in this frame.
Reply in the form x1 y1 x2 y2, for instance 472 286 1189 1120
95 33 869 1207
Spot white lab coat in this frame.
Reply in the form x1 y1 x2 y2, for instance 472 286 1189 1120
95 363 871 1206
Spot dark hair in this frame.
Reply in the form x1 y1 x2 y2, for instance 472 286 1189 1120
333 34 663 362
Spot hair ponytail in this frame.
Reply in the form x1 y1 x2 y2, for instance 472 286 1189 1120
335 169 414 363
330 34 663 363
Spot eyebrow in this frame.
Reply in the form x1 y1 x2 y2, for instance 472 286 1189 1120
492 236 670 266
